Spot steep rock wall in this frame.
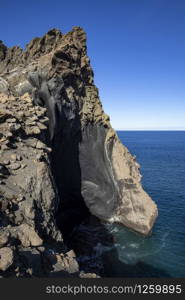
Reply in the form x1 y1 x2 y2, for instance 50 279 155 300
0 27 158 241
0 92 84 277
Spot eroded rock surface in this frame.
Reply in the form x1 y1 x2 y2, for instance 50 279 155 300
0 27 158 277
0 247 13 271
0 92 77 277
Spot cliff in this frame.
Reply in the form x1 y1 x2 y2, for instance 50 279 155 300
0 27 158 277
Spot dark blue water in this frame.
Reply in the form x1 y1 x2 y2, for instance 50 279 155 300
107 131 185 277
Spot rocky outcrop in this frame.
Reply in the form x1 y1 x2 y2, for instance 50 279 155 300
0 92 79 277
0 27 158 277
0 90 99 277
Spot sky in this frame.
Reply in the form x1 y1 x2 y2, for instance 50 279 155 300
0 0 185 130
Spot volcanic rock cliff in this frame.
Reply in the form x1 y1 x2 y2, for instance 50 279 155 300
0 27 158 277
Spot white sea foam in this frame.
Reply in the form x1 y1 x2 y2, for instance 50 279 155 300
110 227 119 233
129 243 139 249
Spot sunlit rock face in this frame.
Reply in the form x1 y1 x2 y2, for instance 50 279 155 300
0 27 158 239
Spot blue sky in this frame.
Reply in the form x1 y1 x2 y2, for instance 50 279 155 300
1 0 185 130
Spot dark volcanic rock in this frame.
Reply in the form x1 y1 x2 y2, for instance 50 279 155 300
0 41 7 62
0 92 70 277
0 27 158 277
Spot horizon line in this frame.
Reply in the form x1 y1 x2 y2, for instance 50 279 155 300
115 129 185 131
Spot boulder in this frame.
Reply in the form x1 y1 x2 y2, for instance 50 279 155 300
16 224 43 247
0 247 13 271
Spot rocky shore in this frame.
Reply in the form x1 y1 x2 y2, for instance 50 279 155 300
0 27 158 277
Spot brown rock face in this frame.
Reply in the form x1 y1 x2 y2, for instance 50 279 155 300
0 27 157 236
0 27 158 277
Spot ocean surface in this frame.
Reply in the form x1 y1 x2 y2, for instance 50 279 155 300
105 131 185 277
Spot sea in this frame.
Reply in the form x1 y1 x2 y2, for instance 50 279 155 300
104 131 185 277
